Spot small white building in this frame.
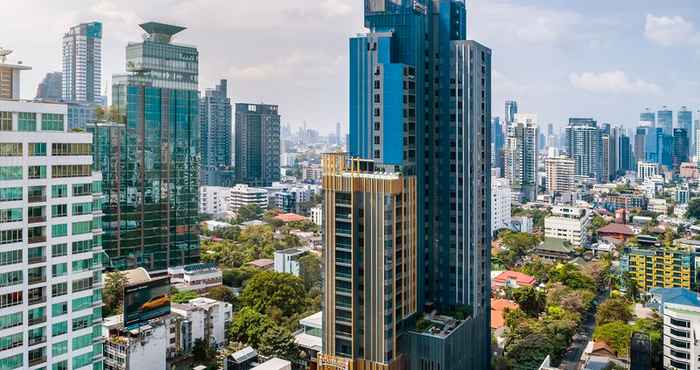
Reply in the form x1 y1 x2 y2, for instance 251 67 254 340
511 216 533 233
310 205 323 226
274 248 307 276
544 206 590 248
168 263 223 292
200 186 232 215
637 161 659 182
491 177 512 233
171 297 233 348
649 288 700 370
252 358 292 370
103 315 168 370
648 198 668 215
231 183 268 211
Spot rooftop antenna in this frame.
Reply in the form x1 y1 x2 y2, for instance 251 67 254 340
0 48 12 63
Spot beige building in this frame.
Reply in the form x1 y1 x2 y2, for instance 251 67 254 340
545 156 576 193
544 206 591 248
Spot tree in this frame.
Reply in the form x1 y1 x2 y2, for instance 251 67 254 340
236 204 264 223
512 286 547 317
192 338 216 363
222 267 258 287
103 271 129 316
593 321 633 356
687 198 700 219
258 324 300 361
228 307 277 349
596 297 632 326
171 290 199 304
240 271 307 318
298 254 322 291
505 332 557 370
207 286 237 307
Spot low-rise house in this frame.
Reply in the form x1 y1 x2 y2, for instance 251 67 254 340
168 263 223 292
597 223 636 243
534 238 576 262
247 258 274 270
492 271 536 289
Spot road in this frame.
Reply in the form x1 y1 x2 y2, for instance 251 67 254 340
559 311 595 370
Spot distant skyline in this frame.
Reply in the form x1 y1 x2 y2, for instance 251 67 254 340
2 0 699 134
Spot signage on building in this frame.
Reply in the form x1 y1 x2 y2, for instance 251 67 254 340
123 276 172 328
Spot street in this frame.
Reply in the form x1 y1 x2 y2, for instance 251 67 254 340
559 311 595 370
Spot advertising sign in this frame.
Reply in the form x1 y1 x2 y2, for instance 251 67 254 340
123 277 171 327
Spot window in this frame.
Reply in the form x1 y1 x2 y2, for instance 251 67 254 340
72 221 91 235
93 181 102 194
52 302 68 317
52 244 67 257
72 352 93 369
27 246 44 263
72 183 92 196
27 266 45 284
52 204 67 218
0 143 21 157
72 277 93 292
0 312 22 330
51 143 91 156
52 165 91 178
0 187 22 202
0 291 23 308
52 263 68 278
52 224 68 238
72 202 92 216
52 321 68 337
0 166 22 180
0 353 22 370
29 143 47 156
0 333 23 351
52 360 67 370
52 340 68 357
0 250 21 266
28 186 45 202
0 229 21 244
52 282 68 297
28 165 47 179
0 112 11 131
72 333 93 350
27 307 45 325
72 315 91 331
0 271 22 287
18 112 36 131
52 185 68 198
72 240 92 254
0 208 22 223
28 226 45 243
41 113 64 131
72 296 92 312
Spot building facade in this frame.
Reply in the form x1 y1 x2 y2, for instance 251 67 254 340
544 206 590 248
0 80 105 369
505 114 538 202
235 104 280 187
200 80 233 186
491 177 511 233
545 156 575 193
35 72 63 102
673 128 690 172
96 22 200 272
566 118 603 182
199 186 231 216
62 22 102 103
230 184 268 212
658 107 673 136
622 246 694 293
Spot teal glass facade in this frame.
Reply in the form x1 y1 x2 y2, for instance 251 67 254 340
95 22 200 272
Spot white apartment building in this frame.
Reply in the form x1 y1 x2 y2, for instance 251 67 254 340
62 22 102 103
310 206 322 226
168 263 223 292
230 184 268 211
273 248 307 276
637 161 659 182
171 297 233 348
544 206 590 247
0 60 104 370
647 288 700 370
648 198 668 215
199 186 231 215
491 177 511 233
545 156 576 193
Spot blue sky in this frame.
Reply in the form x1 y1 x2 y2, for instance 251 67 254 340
2 0 698 133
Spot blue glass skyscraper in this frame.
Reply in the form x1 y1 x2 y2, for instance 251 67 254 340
325 1 492 370
640 108 655 127
200 79 234 186
679 107 693 154
658 107 673 135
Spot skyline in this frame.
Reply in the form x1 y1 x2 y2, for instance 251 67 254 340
2 0 699 134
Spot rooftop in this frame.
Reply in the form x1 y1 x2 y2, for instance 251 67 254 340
251 358 291 370
491 299 519 330
274 213 307 223
537 238 574 254
598 223 635 236
247 259 274 268
650 287 700 308
493 271 536 286
139 22 186 36
276 248 305 256
299 311 322 329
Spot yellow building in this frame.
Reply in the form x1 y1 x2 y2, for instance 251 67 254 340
319 153 416 370
622 243 694 293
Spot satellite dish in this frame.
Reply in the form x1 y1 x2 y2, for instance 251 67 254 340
0 48 12 63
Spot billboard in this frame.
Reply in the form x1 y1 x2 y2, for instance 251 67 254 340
123 277 171 328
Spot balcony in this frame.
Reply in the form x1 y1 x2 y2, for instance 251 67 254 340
28 276 46 285
28 355 46 367
28 216 46 224
28 256 46 264
28 236 46 244
28 295 46 306
28 316 47 326
28 336 46 346
28 195 46 203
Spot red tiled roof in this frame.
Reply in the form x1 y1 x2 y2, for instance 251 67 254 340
274 213 307 223
493 271 536 286
491 299 519 329
598 223 635 236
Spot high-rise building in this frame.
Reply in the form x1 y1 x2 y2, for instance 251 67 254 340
673 128 690 171
640 108 655 127
62 22 102 103
679 107 693 154
634 127 647 163
619 133 633 174
97 22 200 272
492 117 505 173
566 118 603 182
35 71 63 101
506 114 538 202
323 2 492 370
320 153 417 370
658 106 673 135
545 156 576 193
0 58 104 370
661 133 674 169
234 103 281 187
505 100 518 129
200 79 233 186
0 53 30 99
696 112 700 162
492 177 511 233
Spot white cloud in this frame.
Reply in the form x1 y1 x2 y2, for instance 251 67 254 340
569 71 662 95
645 14 698 46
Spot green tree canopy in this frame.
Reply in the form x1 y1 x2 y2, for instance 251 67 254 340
229 307 277 349
236 204 264 223
512 286 547 317
593 321 633 356
240 271 307 318
298 253 322 291
596 297 633 326
103 271 129 317
207 286 238 307
171 290 199 304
